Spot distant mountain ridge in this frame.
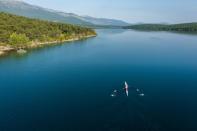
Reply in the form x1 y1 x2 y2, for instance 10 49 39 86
81 16 129 26
0 0 129 26
0 0 92 25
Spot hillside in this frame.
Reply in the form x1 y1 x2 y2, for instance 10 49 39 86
0 0 92 25
124 23 197 33
0 0 129 26
0 12 96 54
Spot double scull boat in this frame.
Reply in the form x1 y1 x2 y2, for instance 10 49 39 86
125 81 129 96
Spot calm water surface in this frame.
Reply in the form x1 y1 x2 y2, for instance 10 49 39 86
0 29 197 131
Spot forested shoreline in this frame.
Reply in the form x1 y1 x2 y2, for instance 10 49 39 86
124 23 197 33
0 12 96 55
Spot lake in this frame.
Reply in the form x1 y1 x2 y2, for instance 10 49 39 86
0 29 197 131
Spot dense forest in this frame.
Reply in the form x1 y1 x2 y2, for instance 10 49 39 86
124 23 197 33
0 12 96 48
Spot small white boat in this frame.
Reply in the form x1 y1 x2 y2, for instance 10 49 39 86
111 90 117 97
125 81 129 97
111 94 116 97
139 93 145 97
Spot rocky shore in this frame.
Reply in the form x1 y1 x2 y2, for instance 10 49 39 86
0 34 96 56
0 46 15 56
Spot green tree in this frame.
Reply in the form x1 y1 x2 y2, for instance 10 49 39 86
9 33 29 48
58 34 65 42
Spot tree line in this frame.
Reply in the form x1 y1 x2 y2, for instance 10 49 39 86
124 23 197 33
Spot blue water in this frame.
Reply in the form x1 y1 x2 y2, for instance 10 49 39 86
0 29 197 131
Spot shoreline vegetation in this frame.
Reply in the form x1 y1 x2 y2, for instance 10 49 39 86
29 34 96 49
0 34 96 56
0 12 96 56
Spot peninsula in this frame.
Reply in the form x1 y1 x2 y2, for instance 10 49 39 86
0 12 96 56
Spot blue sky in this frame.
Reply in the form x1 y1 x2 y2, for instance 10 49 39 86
24 0 197 23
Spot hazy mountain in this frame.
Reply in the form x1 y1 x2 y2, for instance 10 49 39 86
0 0 93 25
0 0 129 26
81 16 129 26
